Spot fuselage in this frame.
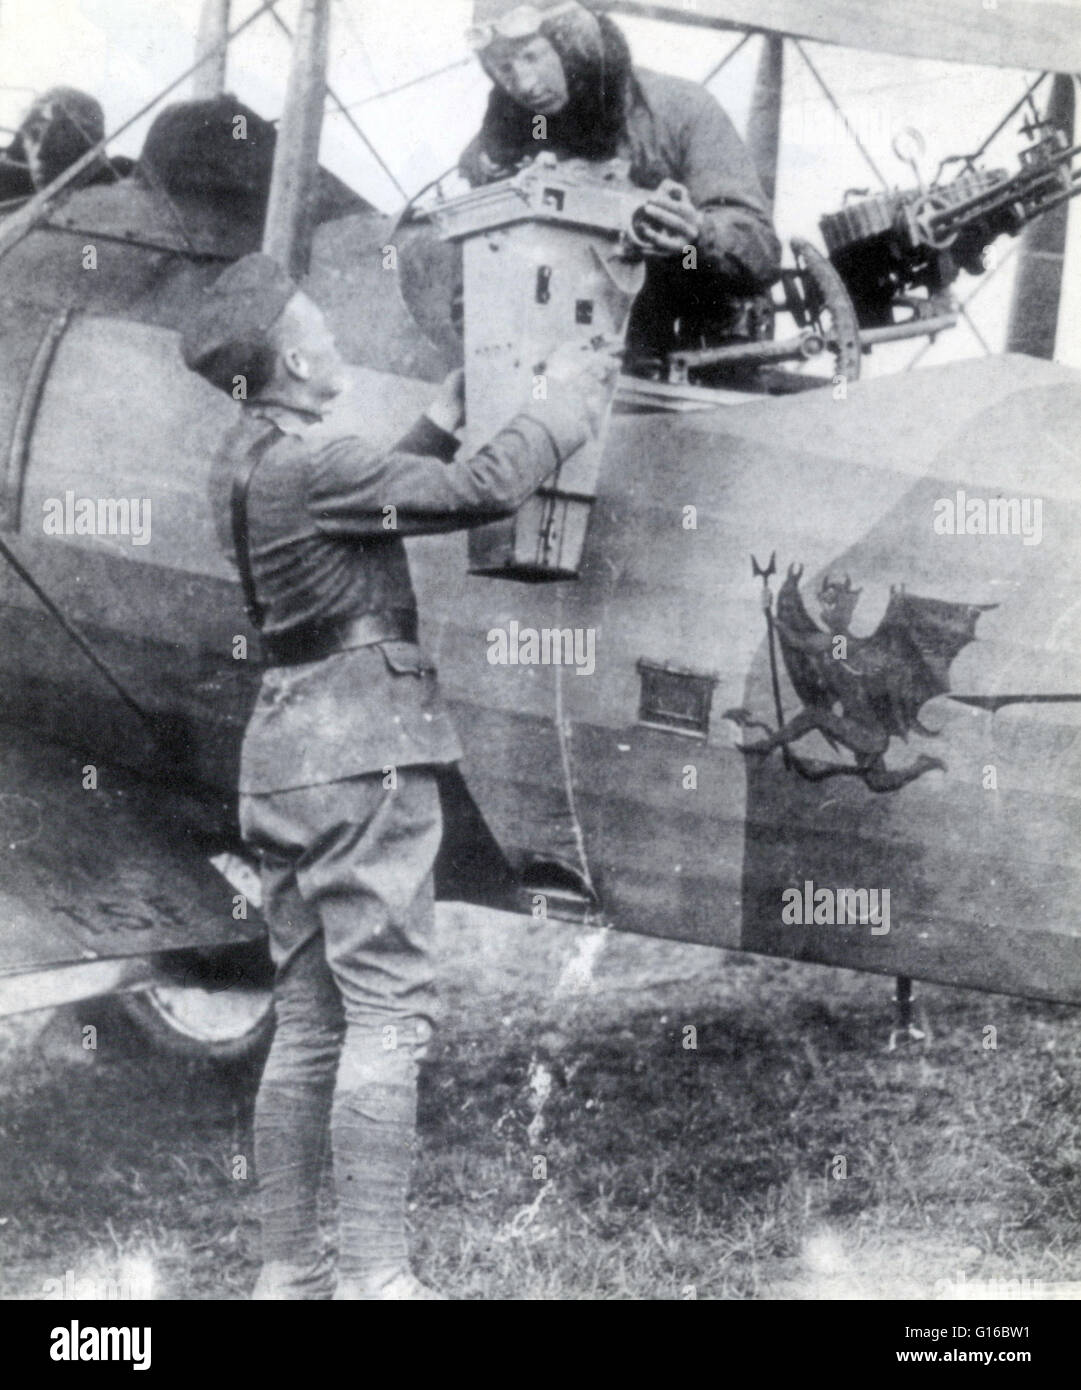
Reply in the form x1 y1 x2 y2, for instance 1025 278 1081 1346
1 198 1079 1003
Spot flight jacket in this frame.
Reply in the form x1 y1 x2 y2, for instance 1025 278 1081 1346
461 68 781 290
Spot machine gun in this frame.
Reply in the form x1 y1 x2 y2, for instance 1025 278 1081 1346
399 118 1080 404
819 118 1081 343
651 116 1081 395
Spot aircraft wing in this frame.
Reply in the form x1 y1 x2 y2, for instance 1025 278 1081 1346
0 728 262 1015
609 0 1081 73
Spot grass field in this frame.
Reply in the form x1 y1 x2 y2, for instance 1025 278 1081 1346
1 906 1079 1300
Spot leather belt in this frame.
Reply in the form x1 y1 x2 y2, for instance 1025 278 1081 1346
263 610 418 667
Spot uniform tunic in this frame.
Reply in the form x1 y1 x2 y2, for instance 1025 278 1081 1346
209 395 589 793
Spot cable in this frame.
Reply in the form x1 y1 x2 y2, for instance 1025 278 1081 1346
903 241 1018 370
335 58 474 111
0 528 155 728
793 41 889 191
700 32 751 89
266 0 408 201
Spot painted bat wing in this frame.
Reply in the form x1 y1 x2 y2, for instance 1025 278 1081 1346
861 588 997 734
774 565 834 709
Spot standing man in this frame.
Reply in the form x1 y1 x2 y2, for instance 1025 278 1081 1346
182 253 615 1300
460 0 781 360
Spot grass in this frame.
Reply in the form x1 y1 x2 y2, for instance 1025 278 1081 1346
0 908 1078 1299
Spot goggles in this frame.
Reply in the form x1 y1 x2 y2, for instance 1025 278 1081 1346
466 2 581 51
20 111 52 144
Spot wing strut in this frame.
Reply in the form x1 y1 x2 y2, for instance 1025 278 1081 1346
193 0 231 99
262 0 330 278
747 34 784 203
1006 73 1075 358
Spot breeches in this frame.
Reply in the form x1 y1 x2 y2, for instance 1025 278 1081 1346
239 767 442 1294
240 767 441 1034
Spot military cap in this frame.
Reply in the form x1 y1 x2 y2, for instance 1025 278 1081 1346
181 252 297 396
18 88 109 189
467 0 592 49
20 87 105 146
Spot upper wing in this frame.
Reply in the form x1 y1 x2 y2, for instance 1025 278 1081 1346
860 587 997 734
608 0 1081 73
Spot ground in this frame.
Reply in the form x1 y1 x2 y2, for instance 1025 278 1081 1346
0 906 1078 1301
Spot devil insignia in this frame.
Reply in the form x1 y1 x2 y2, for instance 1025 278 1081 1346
727 563 997 793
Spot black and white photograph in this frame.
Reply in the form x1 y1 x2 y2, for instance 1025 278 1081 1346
0 0 1079 1331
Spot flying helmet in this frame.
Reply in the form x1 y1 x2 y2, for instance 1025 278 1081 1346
466 0 593 51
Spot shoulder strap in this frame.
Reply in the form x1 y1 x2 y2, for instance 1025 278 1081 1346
230 427 280 630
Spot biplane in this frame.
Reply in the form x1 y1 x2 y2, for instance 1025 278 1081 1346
0 0 1078 1062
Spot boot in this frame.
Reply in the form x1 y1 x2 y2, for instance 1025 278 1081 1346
331 1035 419 1294
251 1251 334 1300
336 1268 447 1300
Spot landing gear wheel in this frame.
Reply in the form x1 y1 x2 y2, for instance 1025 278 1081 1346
83 941 274 1071
789 237 862 384
116 980 273 1064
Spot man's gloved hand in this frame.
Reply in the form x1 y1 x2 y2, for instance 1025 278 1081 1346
635 181 702 257
475 149 517 181
425 368 466 434
540 336 624 435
